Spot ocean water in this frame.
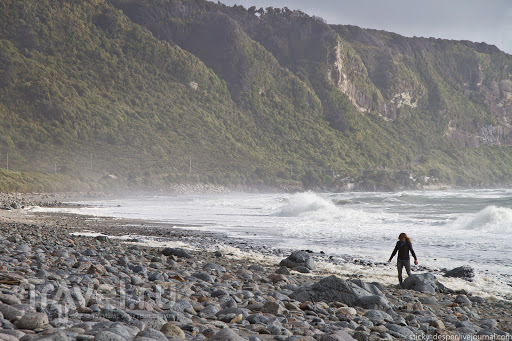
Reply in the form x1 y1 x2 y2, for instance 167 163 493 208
35 189 512 297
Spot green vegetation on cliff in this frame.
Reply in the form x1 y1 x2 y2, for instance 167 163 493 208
1 0 512 191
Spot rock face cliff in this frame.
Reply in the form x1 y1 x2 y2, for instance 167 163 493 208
136 1 511 149
1 0 512 189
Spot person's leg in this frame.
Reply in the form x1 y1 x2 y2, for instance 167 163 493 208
397 259 404 285
404 259 412 277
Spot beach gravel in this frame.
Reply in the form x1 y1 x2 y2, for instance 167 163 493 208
0 194 510 340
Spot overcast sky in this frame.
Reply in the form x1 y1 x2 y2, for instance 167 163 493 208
214 0 512 54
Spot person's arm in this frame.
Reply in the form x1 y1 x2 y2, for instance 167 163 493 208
388 242 398 262
409 242 418 264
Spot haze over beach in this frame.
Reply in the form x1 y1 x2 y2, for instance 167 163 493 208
1 0 512 340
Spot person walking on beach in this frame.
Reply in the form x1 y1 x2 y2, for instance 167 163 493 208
388 232 418 286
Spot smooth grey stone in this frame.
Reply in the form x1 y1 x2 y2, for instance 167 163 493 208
161 248 193 259
32 331 69 341
130 265 147 275
454 294 472 307
480 319 498 329
140 317 166 330
84 249 97 257
130 276 144 286
385 324 415 338
211 289 229 298
209 328 247 341
100 308 132 323
364 310 393 324
456 320 481 334
0 330 25 338
220 298 237 310
147 272 164 282
275 267 291 275
358 295 390 310
247 313 268 324
7 236 21 243
16 312 49 330
118 257 130 266
261 301 285 315
136 328 167 341
292 266 311 273
168 299 195 314
216 308 250 319
248 265 265 272
16 244 31 253
198 305 220 318
0 293 22 305
219 313 237 323
36 269 51 279
93 331 126 341
203 263 226 272
0 333 19 341
76 336 95 341
192 272 214 283
0 302 25 320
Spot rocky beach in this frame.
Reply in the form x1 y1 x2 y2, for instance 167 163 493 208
0 193 511 341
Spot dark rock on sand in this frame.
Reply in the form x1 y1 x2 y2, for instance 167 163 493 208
444 266 475 281
280 251 316 270
293 266 311 274
95 235 109 242
248 265 265 272
161 247 193 258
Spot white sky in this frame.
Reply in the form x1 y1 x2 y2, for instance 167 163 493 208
214 0 512 54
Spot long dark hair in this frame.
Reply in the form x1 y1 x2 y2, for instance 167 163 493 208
398 232 411 243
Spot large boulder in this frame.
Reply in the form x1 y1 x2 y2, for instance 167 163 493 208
290 275 391 309
279 251 316 270
161 248 193 258
444 266 475 281
402 273 447 294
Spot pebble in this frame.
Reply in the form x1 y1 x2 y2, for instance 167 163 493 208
136 328 168 341
93 331 127 341
0 303 25 320
160 323 186 339
209 327 248 340
16 312 49 330
0 293 22 305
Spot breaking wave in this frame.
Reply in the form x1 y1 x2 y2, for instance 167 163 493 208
274 192 338 217
454 206 512 233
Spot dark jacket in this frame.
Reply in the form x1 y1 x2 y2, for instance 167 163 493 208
390 241 417 261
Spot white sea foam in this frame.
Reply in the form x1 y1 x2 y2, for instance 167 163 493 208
274 192 338 217
451 205 512 233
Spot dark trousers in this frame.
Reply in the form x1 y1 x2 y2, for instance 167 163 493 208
397 258 411 285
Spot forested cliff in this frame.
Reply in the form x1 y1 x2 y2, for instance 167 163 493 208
1 0 511 191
